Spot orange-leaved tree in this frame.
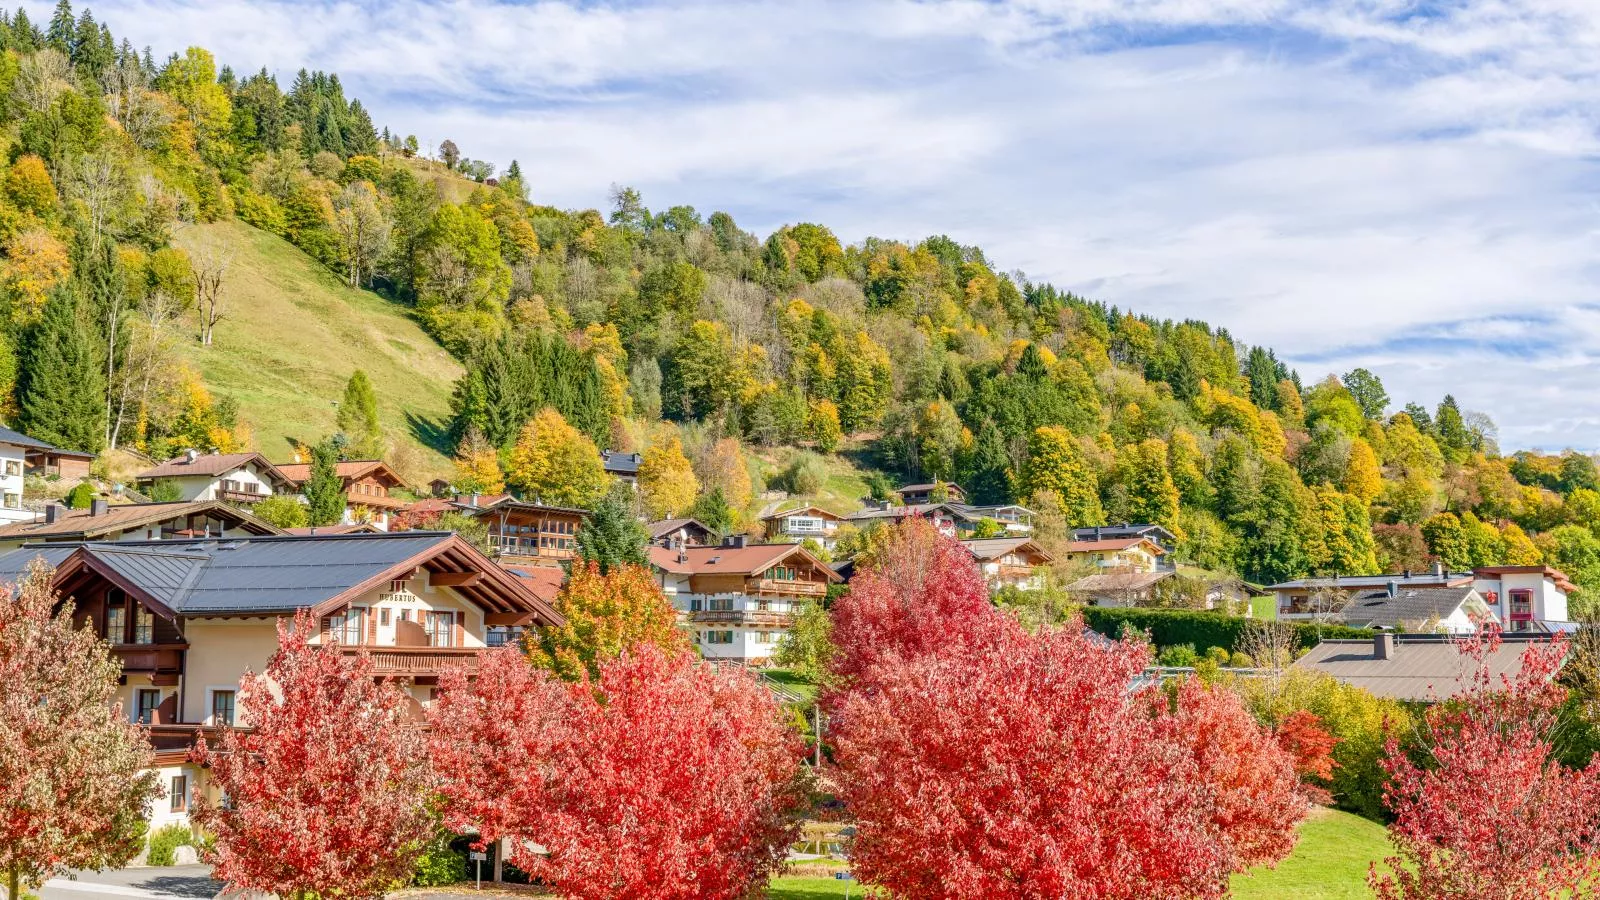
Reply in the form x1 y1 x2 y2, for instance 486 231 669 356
527 560 687 681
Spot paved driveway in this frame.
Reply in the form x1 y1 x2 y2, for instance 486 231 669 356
40 866 220 900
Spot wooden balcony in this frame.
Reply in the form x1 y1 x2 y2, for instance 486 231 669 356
216 488 269 503
343 645 483 677
115 643 186 684
753 578 827 596
691 609 797 627
492 538 576 562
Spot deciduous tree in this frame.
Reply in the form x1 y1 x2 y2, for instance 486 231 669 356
638 434 698 520
529 561 687 681
449 425 504 495
504 407 607 508
0 561 160 900
1022 425 1102 528
192 612 433 900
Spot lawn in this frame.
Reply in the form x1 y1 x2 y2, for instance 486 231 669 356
763 668 820 702
767 808 1392 899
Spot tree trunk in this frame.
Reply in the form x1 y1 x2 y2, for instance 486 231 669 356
8 861 19 900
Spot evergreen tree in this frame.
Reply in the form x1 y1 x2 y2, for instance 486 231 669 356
46 0 73 55
1434 395 1471 463
18 287 105 452
962 419 1013 505
304 439 345 526
576 484 649 574
335 369 382 458
689 487 734 537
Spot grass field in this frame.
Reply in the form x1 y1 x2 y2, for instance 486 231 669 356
171 220 461 479
767 808 1392 899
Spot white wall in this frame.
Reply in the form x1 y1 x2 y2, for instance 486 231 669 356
0 443 29 524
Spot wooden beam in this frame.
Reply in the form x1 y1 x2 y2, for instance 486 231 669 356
485 611 538 627
430 571 482 588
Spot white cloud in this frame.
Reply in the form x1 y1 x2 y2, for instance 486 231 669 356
40 0 1600 449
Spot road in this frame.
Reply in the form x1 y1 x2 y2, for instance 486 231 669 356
39 866 220 900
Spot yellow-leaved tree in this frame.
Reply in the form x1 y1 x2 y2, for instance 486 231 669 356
505 408 607 508
451 426 504 496
638 435 699 520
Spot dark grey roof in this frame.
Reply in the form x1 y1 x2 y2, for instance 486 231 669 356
601 450 641 475
1334 586 1485 630
0 424 57 451
1072 523 1177 544
0 533 457 614
1268 571 1474 591
1295 634 1557 701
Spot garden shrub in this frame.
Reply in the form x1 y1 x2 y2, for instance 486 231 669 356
1081 607 1371 655
65 482 95 508
146 823 192 866
411 831 469 887
1156 644 1199 667
1206 646 1231 665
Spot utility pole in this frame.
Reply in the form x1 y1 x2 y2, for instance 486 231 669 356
813 703 823 768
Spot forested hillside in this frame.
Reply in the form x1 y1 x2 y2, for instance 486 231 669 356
4 1 1600 607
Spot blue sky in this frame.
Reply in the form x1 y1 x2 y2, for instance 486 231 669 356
47 0 1600 451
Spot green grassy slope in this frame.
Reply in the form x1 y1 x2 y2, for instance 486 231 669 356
171 220 461 479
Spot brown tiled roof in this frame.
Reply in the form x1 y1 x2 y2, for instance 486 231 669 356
135 452 287 482
648 518 713 539
1066 537 1164 554
504 564 565 603
0 501 283 540
647 543 842 581
274 459 407 489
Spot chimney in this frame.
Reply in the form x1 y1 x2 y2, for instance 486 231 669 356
677 547 688 564
1403 569 1412 579
44 503 64 524
470 493 480 508
90 498 107 517
1386 579 1398 598
1434 561 1444 577
1094 526 1102 540
723 534 747 549
184 448 198 463
1374 633 1396 660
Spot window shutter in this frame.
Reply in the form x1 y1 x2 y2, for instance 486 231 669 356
366 609 377 645
452 612 463 647
320 616 333 643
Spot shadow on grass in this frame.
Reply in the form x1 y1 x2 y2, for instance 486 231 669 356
407 411 454 456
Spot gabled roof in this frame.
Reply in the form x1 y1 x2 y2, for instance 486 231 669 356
0 532 561 623
273 459 408 490
1334 586 1490 631
0 424 61 451
1065 537 1165 555
136 451 291 485
761 505 844 522
1066 571 1173 593
1294 634 1558 702
465 497 590 517
1268 572 1474 591
503 564 565 603
647 542 842 581
600 450 642 475
961 537 1053 563
647 518 715 540
0 501 283 542
283 523 382 536
897 482 966 496
1072 523 1178 544
1475 565 1577 593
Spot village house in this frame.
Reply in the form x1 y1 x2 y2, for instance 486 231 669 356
1331 583 1497 633
845 501 1034 538
648 518 718 548
600 450 641 486
134 451 295 505
0 426 95 523
1071 523 1178 552
0 531 561 832
760 504 846 550
458 496 589 569
0 500 281 551
896 482 966 505
961 537 1052 591
1294 632 1559 701
275 459 412 531
1270 565 1573 632
1059 534 1168 573
648 536 840 665
1066 570 1262 611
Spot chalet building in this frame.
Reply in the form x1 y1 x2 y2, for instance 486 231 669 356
648 518 717 548
896 482 966 505
962 537 1052 591
845 502 1034 538
1067 570 1262 611
1295 633 1558 701
0 500 281 551
1060 535 1167 573
135 451 295 505
760 505 846 550
1072 523 1178 552
1270 565 1572 632
648 537 840 665
0 531 561 832
601 450 642 485
275 459 411 531
459 496 589 569
0 426 94 523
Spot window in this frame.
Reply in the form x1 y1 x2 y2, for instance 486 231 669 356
708 596 735 612
327 609 363 644
704 631 734 644
211 690 236 726
105 593 126 642
379 609 391 627
1 493 17 509
169 775 188 813
487 625 524 647
133 606 154 644
765 566 798 582
135 689 161 724
426 611 454 647
757 631 776 644
3 460 18 477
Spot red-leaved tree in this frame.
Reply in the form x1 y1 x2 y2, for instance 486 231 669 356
828 516 996 687
1275 710 1340 804
1371 628 1600 898
431 645 809 900
192 611 435 900
0 560 160 900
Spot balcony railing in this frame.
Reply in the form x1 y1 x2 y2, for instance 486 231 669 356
691 609 798 627
114 643 186 673
492 537 576 560
753 578 826 596
216 488 269 503
344 645 483 676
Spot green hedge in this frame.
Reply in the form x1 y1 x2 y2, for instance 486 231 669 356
1081 607 1371 653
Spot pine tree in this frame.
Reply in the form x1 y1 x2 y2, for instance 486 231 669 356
303 439 345 526
963 419 1013 505
576 484 649 574
690 487 734 536
18 288 106 452
335 369 382 458
45 0 73 55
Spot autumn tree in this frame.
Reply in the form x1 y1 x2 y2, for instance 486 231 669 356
1022 425 1102 528
529 561 688 681
0 561 160 900
335 369 382 458
193 612 434 900
450 425 504 495
638 434 699 520
505 407 607 508
431 645 808 900
807 398 842 452
331 180 391 287
695 436 753 511
1371 630 1600 898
